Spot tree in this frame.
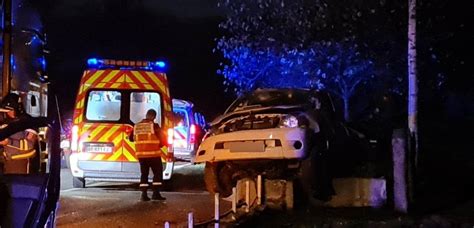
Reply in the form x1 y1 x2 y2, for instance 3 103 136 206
311 42 373 121
216 0 375 120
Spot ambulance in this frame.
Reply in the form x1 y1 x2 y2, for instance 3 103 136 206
69 58 175 188
172 99 206 162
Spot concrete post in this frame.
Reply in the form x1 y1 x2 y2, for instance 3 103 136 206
392 129 408 213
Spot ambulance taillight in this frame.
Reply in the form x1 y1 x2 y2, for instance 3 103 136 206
190 124 197 144
71 125 79 151
167 128 174 146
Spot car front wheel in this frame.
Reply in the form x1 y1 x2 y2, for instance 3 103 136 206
204 162 220 195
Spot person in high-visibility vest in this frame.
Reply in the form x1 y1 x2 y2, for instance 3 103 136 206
0 93 38 174
131 109 166 201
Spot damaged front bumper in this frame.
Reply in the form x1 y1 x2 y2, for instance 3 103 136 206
194 127 308 163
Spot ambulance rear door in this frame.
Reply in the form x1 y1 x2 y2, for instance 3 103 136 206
80 89 127 172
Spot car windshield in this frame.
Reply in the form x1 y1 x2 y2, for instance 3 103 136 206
226 90 310 114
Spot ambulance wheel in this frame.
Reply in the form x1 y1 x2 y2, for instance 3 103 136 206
65 153 71 169
73 177 85 188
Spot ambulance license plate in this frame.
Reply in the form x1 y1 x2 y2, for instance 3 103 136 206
84 143 114 153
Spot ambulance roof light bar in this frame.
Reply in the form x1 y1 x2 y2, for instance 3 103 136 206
87 58 167 71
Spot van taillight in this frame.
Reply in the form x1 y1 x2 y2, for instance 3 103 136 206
190 124 197 144
167 128 174 146
71 125 79 151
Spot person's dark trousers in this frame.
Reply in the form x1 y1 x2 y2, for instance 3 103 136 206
139 157 165 200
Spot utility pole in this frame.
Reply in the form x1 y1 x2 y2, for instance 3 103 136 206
1 0 12 97
408 0 418 164
407 0 418 209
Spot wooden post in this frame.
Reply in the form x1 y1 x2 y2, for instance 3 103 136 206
392 129 408 213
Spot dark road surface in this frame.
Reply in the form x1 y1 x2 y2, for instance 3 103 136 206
58 164 474 227
58 164 231 227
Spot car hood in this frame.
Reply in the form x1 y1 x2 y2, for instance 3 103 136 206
210 105 306 127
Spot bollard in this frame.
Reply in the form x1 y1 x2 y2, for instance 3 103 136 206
257 175 262 205
214 193 220 227
232 187 237 213
164 221 170 228
245 180 250 213
188 212 193 228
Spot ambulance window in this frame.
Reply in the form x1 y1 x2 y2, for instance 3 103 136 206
86 90 122 121
130 92 162 126
173 110 188 127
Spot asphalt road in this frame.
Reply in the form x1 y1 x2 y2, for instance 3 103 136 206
58 164 231 227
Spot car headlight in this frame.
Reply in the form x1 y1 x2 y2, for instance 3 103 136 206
280 115 298 128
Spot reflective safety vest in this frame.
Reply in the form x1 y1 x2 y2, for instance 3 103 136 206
2 129 37 174
4 130 37 160
134 120 163 159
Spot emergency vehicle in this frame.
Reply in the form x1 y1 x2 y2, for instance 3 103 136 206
172 99 206 162
69 58 175 188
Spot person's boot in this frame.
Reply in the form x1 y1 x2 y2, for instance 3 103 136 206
140 190 150 201
151 190 166 200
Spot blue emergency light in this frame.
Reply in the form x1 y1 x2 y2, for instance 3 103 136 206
87 58 99 66
154 61 166 68
86 58 167 71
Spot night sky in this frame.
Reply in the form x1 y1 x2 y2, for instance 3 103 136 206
38 0 473 122
42 0 233 120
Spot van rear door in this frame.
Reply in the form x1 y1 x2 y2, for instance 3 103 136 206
173 109 190 151
79 90 127 172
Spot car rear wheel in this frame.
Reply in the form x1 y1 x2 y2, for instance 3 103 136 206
72 177 85 188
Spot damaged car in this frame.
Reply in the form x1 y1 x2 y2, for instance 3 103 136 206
195 88 340 200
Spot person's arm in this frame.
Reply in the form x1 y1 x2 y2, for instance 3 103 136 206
154 124 166 146
0 139 8 146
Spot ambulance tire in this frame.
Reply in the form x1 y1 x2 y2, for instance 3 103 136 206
73 177 86 188
65 153 71 169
